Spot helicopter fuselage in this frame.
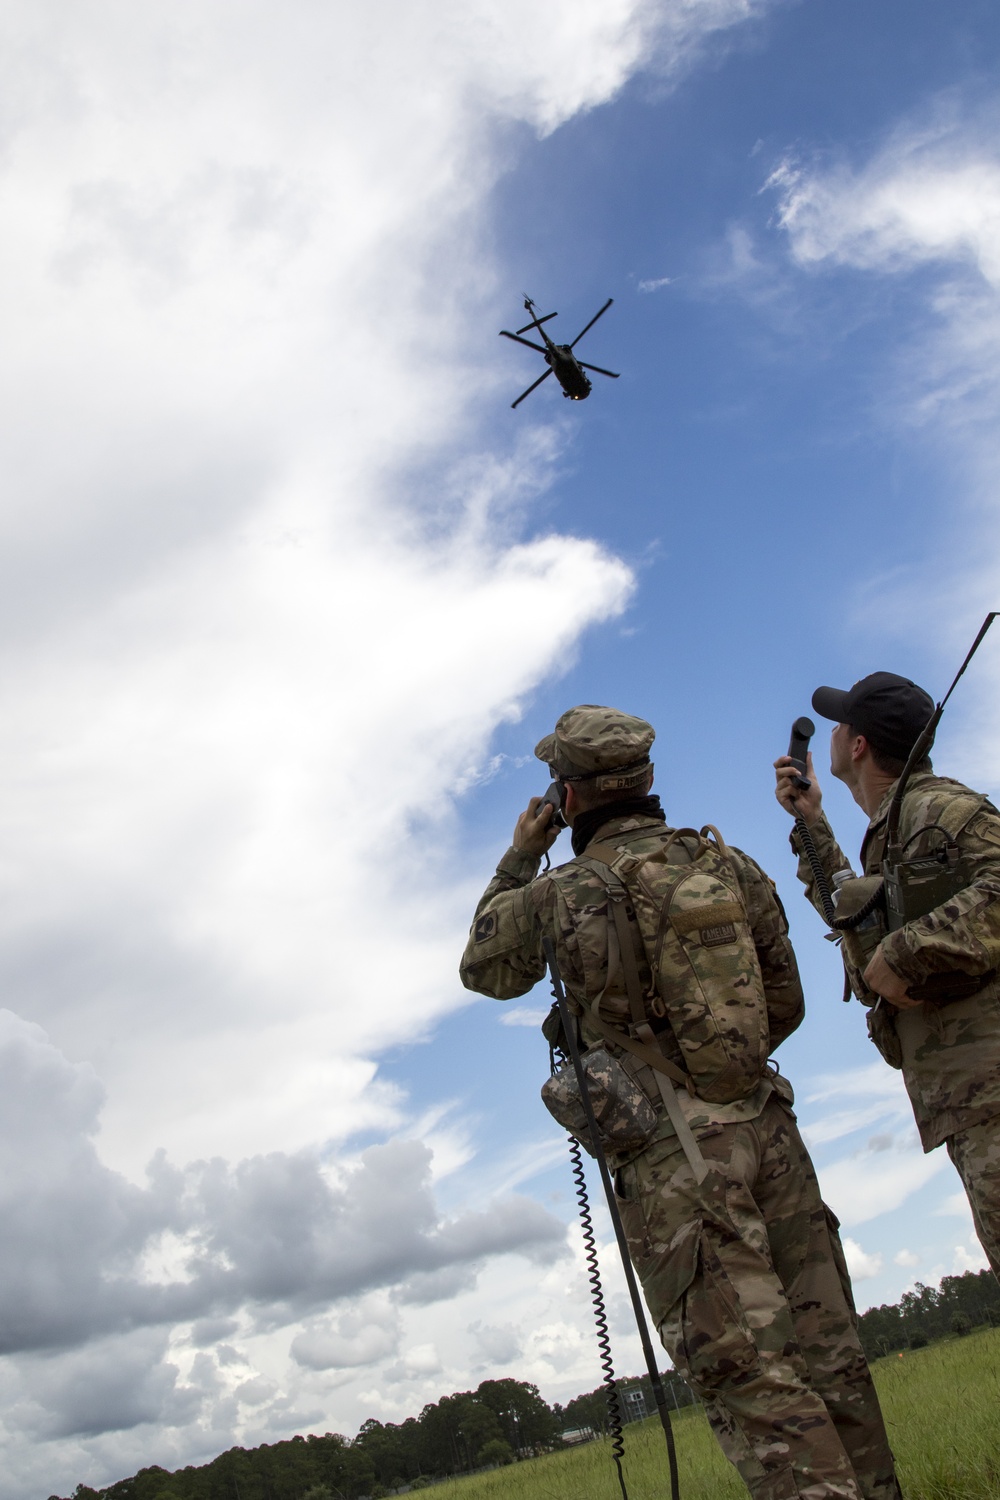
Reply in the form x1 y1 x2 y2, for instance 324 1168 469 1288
546 345 592 400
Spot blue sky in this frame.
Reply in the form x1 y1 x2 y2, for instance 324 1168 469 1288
411 0 1000 1434
2 0 1000 1494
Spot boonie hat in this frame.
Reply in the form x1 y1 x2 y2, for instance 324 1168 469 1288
534 705 655 792
811 672 935 761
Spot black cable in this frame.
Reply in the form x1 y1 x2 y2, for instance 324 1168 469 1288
564 1118 629 1500
793 815 884 930
544 938 681 1500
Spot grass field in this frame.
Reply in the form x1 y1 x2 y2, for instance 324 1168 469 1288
415 1328 1000 1500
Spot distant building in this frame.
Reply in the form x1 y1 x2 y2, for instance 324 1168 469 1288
623 1388 648 1423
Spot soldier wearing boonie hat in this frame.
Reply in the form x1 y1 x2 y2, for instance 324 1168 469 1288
462 705 900 1500
775 668 1000 1286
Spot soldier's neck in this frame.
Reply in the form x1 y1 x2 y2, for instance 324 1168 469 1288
570 796 665 856
851 765 898 819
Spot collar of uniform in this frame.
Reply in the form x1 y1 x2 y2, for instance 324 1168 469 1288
860 770 940 862
866 770 942 833
571 795 667 856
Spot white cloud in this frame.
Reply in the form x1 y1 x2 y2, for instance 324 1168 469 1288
0 2 782 1491
469 1320 523 1366
894 1249 920 1268
767 111 1000 458
953 1243 989 1274
768 131 1000 281
0 1012 568 1358
842 1238 882 1281
290 1300 402 1372
767 106 1000 794
799 1063 914 1149
935 1190 975 1220
817 1133 947 1227
498 1006 551 1027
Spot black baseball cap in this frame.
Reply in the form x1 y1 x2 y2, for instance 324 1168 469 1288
811 672 935 761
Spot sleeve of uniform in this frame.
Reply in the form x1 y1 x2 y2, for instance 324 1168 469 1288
880 806 1000 984
732 849 805 1048
789 814 854 920
459 846 548 1000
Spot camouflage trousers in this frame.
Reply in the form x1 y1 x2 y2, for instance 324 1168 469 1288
614 1095 900 1500
947 1115 1000 1280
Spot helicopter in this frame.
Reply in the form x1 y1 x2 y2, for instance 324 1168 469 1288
499 295 619 409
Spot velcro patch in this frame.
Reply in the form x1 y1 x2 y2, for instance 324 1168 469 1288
699 923 738 947
474 912 498 943
671 901 743 937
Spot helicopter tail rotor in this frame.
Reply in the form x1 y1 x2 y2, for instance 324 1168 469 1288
515 310 558 336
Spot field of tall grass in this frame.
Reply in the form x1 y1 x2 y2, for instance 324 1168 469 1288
416 1328 1000 1500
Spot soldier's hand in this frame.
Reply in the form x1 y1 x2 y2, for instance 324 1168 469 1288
513 796 562 857
774 751 823 825
863 948 921 1009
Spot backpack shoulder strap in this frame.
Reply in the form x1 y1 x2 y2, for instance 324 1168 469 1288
583 843 651 1031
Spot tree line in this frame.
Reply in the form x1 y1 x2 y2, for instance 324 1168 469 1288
52 1376 624 1500
53 1271 1000 1500
856 1266 1000 1357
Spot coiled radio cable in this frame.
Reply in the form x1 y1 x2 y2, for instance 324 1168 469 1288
564 1118 629 1500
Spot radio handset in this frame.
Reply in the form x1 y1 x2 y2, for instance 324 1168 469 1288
787 716 815 791
540 781 568 830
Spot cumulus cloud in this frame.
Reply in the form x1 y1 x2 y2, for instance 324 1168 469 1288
290 1300 402 1372
953 1243 989 1274
0 1012 566 1359
0 0 784 1491
8 1331 197 1441
469 1321 523 1366
842 1238 883 1281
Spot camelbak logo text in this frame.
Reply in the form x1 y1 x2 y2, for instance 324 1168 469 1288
700 923 738 947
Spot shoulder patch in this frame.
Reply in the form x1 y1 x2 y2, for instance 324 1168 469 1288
474 912 499 944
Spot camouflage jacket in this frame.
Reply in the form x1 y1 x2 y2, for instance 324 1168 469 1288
460 813 804 1137
793 773 1000 1150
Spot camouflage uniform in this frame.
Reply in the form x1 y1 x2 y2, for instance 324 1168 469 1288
793 772 1000 1278
462 707 900 1500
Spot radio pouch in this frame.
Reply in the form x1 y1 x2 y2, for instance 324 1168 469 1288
541 1045 658 1157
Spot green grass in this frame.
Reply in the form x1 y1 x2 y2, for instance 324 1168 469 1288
412 1329 1000 1500
875 1328 1000 1499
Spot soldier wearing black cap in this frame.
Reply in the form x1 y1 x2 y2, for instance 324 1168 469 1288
463 705 901 1500
775 672 1000 1281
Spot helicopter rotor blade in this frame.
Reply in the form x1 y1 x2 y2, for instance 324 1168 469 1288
568 297 613 349
577 361 620 379
515 311 558 335
511 368 553 409
499 330 549 353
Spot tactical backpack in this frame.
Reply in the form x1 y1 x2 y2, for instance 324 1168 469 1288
582 825 771 1106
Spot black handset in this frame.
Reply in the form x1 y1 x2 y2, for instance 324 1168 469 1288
540 781 568 829
787 717 815 791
